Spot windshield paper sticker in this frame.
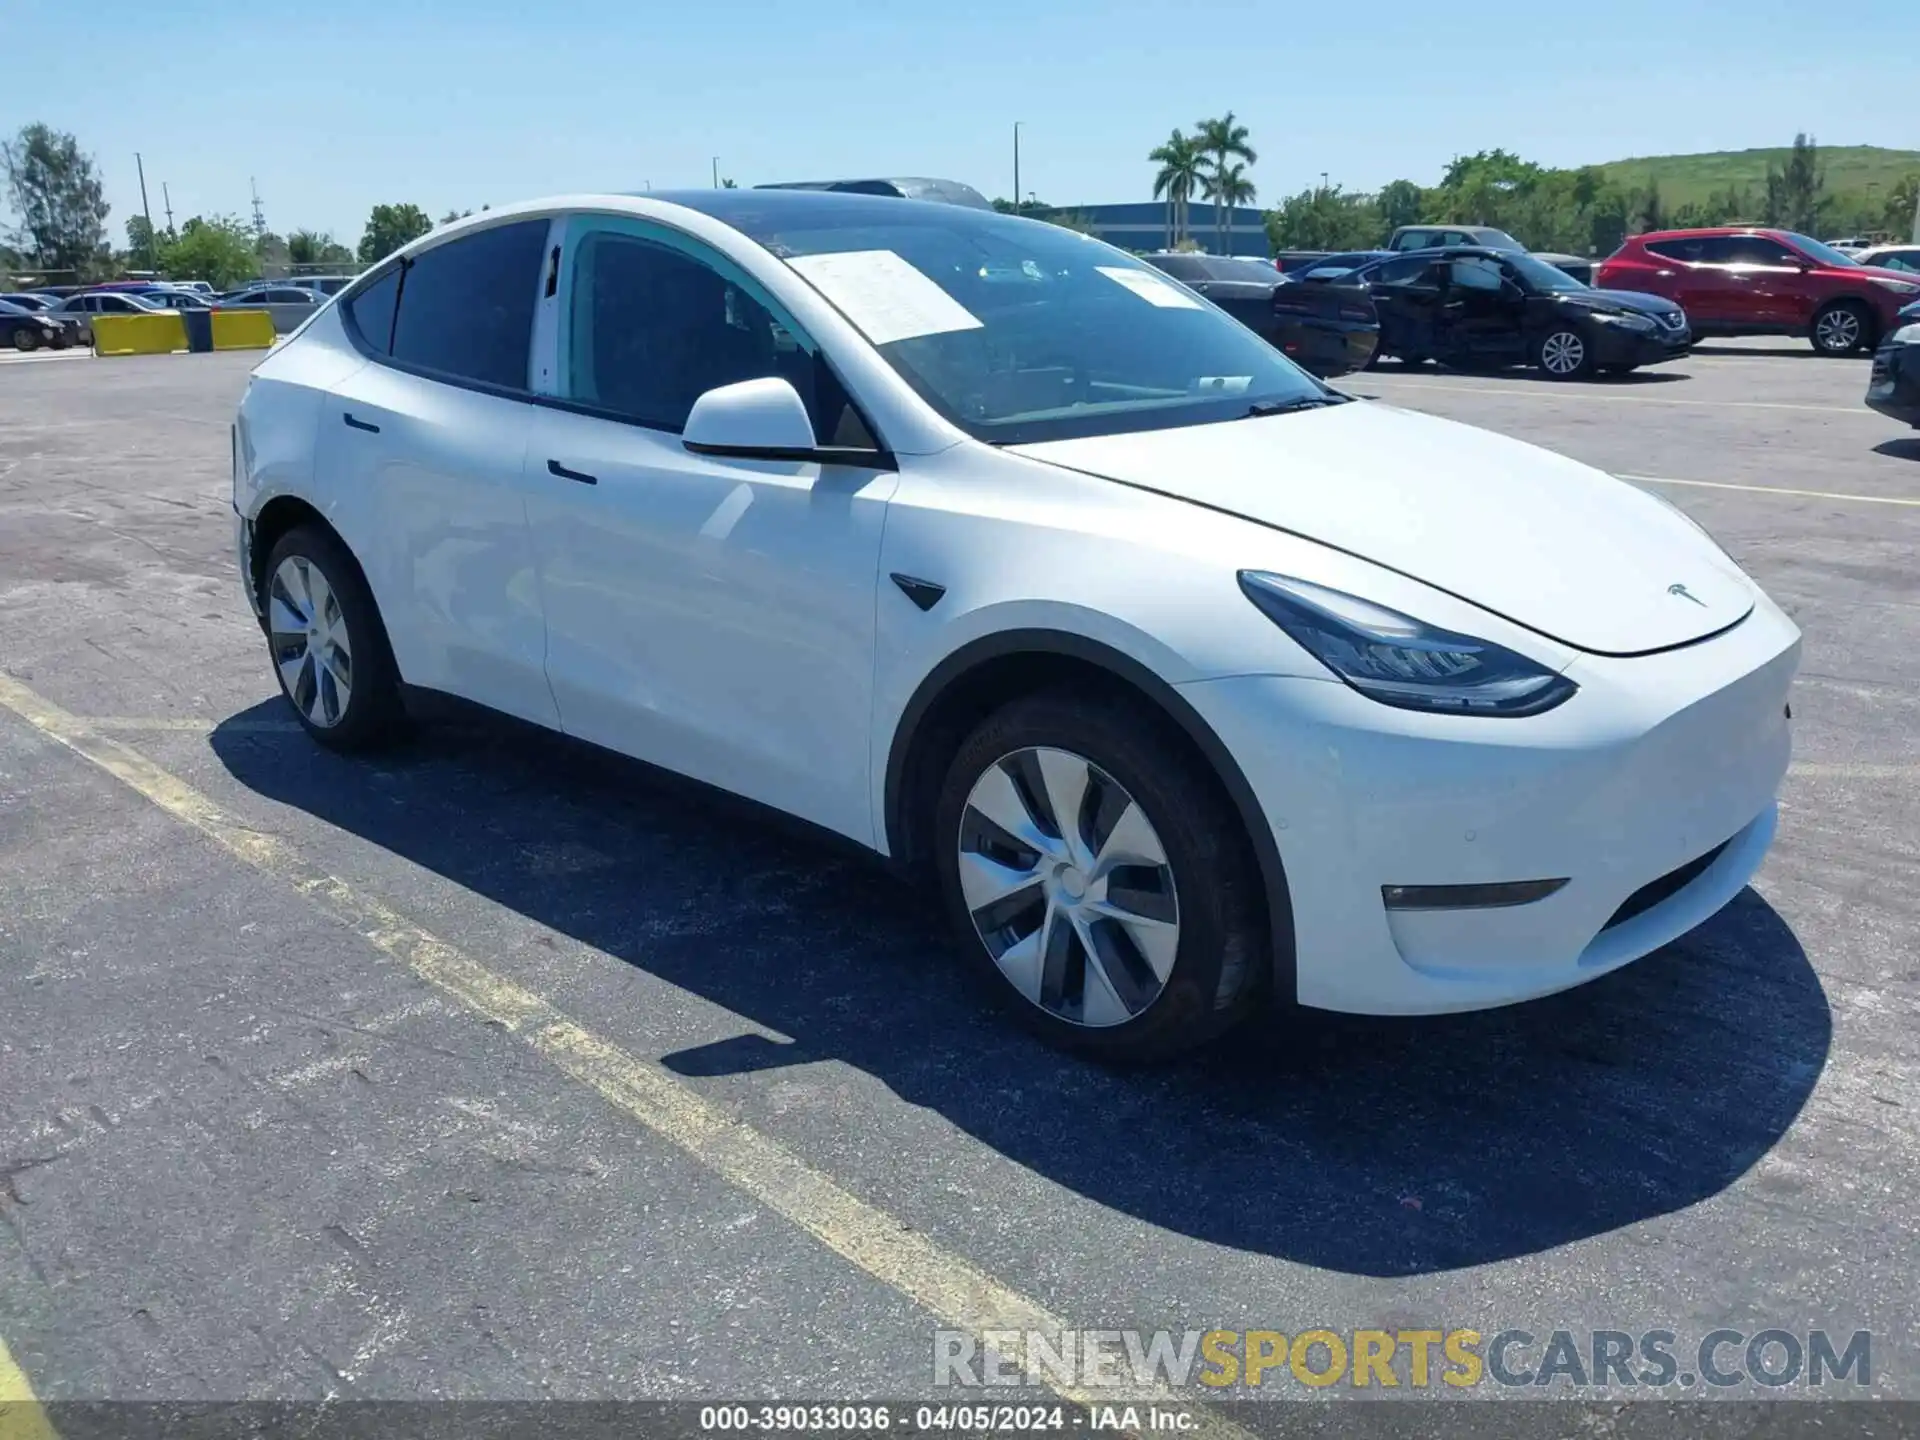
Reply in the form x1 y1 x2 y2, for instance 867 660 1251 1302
1097 266 1205 309
788 251 985 346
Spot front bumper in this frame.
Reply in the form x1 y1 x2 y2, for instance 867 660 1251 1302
1865 341 1920 427
1590 320 1691 366
1178 593 1800 1014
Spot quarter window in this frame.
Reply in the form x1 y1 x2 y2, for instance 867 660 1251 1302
342 266 401 353
563 226 869 444
388 219 549 391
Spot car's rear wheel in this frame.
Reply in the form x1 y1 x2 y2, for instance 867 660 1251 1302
262 525 405 752
11 325 40 352
933 689 1266 1062
1536 326 1592 378
1811 301 1871 356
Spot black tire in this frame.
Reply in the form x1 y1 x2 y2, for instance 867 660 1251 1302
1535 326 1593 379
261 523 405 752
49 330 71 350
11 325 39 352
1811 300 1872 356
933 687 1268 1062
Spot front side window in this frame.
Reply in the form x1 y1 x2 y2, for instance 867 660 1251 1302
1449 256 1503 291
562 222 869 446
1778 233 1858 268
1724 235 1799 267
388 218 548 391
1362 255 1436 286
677 195 1325 445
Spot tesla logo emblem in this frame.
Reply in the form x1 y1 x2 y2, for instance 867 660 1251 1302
1668 583 1707 607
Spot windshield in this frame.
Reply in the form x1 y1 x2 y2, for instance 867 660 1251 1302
678 192 1326 445
1782 232 1858 268
1505 253 1587 292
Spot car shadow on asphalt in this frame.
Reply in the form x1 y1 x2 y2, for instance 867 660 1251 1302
210 698 1830 1279
1872 436 1920 461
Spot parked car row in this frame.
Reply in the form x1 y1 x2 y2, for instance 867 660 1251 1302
0 279 339 344
1142 252 1378 377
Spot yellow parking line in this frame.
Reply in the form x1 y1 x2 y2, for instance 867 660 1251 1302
82 716 299 734
0 672 1245 1436
1623 474 1920 507
0 1336 58 1440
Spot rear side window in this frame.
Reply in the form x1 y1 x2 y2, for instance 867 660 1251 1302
1644 237 1706 263
389 219 548 390
342 267 401 353
1723 235 1798 266
1366 255 1436 284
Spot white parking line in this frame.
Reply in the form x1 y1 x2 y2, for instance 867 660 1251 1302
0 349 91 366
1624 474 1920 507
1356 378 1871 415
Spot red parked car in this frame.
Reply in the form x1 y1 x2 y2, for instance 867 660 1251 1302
1596 227 1920 355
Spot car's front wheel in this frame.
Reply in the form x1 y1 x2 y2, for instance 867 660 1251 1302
261 524 405 751
11 325 40 352
934 689 1266 1061
1536 326 1592 378
1811 300 1871 356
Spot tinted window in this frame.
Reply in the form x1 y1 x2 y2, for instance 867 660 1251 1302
1146 255 1207 281
1645 237 1706 263
1449 255 1503 290
1392 230 1436 251
1364 255 1437 284
565 227 869 445
1724 235 1798 266
389 219 548 390
1778 232 1858 267
342 267 400 352
1872 251 1920 273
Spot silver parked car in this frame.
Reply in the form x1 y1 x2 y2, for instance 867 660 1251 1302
50 290 173 344
219 285 325 333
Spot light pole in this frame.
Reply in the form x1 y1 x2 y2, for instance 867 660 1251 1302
134 153 158 274
1013 122 1023 214
712 157 720 189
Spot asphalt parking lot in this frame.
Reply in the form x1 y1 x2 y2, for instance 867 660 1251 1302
1 340 1917 1427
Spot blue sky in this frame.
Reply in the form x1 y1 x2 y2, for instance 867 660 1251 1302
9 0 1915 248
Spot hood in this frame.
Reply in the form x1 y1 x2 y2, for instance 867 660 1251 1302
1562 288 1686 319
1010 401 1753 657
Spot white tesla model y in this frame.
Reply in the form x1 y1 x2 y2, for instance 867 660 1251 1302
232 191 1799 1060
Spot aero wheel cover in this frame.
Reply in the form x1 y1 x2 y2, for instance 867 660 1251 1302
268 555 354 728
1541 330 1584 375
1816 309 1860 351
956 746 1181 1029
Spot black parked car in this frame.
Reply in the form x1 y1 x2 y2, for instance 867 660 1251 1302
1143 252 1378 377
0 298 78 351
1288 250 1394 283
1866 302 1920 428
1351 247 1690 378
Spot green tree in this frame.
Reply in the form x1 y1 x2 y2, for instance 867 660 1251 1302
1264 183 1380 252
160 214 261 289
1886 173 1920 241
1148 129 1207 246
1 123 110 277
1212 162 1256 251
1764 133 1825 234
720 177 738 189
125 214 159 265
1376 179 1425 232
1193 112 1256 250
358 203 432 264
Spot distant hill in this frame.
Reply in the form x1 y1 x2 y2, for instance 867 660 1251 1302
1591 145 1920 209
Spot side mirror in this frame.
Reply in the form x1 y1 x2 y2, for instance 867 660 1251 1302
681 376 894 469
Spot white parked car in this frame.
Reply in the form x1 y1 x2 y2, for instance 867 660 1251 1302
232 192 1800 1059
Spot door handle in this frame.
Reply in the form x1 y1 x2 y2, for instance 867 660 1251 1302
546 459 598 486
342 412 380 433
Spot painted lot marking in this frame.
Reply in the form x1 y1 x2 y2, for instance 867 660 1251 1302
0 1335 58 1440
0 672 1249 1436
1356 377 1873 415
1623 474 1920 507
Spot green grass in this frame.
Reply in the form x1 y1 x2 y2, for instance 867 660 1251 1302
1591 145 1920 209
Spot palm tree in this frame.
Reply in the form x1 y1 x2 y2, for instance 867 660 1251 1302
1193 112 1257 250
1213 163 1256 253
1148 130 1206 246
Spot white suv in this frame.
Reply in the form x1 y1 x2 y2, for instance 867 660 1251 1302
233 192 1798 1059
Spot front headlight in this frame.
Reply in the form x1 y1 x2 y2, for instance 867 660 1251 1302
1869 277 1920 295
1237 572 1577 717
1592 311 1655 331
1891 323 1920 345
